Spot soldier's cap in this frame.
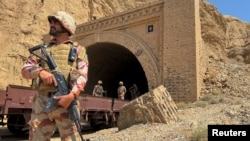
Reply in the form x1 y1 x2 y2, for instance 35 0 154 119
48 11 76 36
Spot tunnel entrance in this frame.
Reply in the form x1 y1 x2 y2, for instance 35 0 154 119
84 42 148 100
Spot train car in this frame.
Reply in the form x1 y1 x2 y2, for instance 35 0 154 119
0 84 129 135
0 89 6 126
79 95 129 129
2 85 37 135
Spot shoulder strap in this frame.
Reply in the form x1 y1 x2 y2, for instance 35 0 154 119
68 42 77 62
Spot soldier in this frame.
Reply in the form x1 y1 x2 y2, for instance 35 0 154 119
21 11 89 141
129 83 140 100
92 80 104 96
117 81 127 100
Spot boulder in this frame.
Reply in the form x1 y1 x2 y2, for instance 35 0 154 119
117 85 178 130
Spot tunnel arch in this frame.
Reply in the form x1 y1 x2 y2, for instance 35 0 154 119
77 30 159 99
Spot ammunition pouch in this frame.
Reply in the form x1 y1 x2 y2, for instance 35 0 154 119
31 77 57 92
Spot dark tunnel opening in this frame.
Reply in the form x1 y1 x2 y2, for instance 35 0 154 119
84 42 149 100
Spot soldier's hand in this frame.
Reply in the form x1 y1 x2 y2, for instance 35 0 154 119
54 93 74 109
39 70 57 86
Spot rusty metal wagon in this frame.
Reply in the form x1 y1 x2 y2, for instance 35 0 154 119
0 84 129 135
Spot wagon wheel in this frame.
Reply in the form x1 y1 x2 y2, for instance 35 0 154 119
89 117 109 131
89 119 101 131
109 112 119 127
110 120 117 127
7 115 28 135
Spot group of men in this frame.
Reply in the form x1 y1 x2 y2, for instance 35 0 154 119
21 10 140 141
92 80 140 100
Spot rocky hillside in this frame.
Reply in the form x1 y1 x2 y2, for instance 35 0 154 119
0 0 250 101
200 1 250 98
0 0 250 140
0 0 157 89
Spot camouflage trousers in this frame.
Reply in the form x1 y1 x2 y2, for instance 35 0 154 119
118 93 125 100
28 93 81 141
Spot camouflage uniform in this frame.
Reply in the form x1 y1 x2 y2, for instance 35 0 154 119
29 93 81 141
117 81 126 100
21 11 88 141
92 85 104 96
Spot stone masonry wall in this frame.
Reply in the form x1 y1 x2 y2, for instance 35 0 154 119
163 0 200 102
117 85 178 130
76 0 201 102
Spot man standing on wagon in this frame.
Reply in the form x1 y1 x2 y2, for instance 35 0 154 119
117 81 127 100
92 80 104 97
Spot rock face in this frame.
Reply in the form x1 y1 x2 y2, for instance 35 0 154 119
0 0 250 101
199 1 250 98
117 85 178 130
0 0 157 89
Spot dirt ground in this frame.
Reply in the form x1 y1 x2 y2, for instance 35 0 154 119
1 94 248 141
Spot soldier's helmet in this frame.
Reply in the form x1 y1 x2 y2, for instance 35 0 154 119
48 11 76 36
98 80 102 84
119 81 123 85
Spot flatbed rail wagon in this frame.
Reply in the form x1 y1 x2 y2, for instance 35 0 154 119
0 84 129 135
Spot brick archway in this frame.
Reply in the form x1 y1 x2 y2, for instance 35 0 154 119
75 0 201 101
78 30 160 90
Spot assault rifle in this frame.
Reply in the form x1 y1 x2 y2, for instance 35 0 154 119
29 44 87 141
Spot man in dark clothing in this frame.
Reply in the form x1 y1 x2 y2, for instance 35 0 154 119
129 84 140 100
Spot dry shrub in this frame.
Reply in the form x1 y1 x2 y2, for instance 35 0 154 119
189 126 207 141
194 101 208 108
176 102 194 109
200 94 220 104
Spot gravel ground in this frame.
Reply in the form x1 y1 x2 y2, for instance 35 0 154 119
61 95 250 141
1 94 247 141
82 123 187 141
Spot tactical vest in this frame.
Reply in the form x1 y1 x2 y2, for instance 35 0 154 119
118 86 126 94
95 85 103 94
34 43 77 92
